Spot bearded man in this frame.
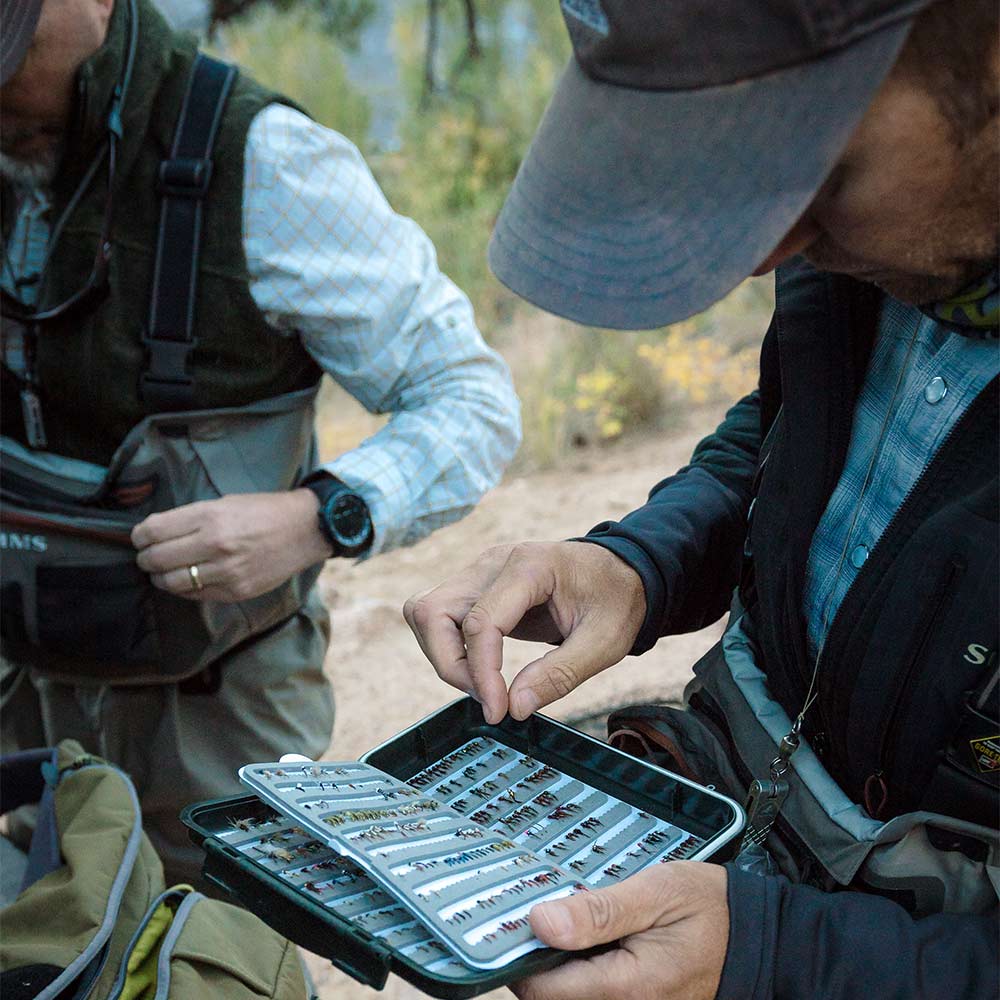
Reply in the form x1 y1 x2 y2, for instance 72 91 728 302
0 0 519 886
405 1 999 997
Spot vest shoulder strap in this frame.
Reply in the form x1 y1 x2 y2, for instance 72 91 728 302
141 53 238 412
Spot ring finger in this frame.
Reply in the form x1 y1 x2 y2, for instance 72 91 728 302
150 563 215 597
134 531 204 575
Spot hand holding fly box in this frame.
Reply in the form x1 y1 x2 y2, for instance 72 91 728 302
182 697 745 996
238 757 587 969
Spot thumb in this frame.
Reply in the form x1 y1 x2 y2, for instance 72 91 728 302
529 877 662 951
507 621 626 720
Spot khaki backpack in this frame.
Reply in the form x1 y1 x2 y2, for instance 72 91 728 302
0 741 308 1000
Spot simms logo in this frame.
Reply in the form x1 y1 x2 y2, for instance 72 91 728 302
963 644 992 666
0 532 48 552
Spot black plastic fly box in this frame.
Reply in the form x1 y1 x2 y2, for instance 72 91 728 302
182 697 745 997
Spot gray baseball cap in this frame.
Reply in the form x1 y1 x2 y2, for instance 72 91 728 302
488 0 928 329
1 0 43 86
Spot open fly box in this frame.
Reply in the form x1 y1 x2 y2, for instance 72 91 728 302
182 697 745 997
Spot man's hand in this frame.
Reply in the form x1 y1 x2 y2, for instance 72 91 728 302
402 541 646 724
132 490 332 603
514 862 729 1000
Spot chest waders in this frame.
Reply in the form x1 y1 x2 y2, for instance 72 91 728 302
0 55 322 685
660 612 1000 918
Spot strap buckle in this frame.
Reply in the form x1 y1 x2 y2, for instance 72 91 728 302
140 331 199 410
157 157 213 198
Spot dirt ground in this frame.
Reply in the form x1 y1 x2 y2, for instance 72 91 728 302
305 402 731 999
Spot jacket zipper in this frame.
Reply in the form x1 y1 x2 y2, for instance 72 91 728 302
865 558 961 818
738 452 771 607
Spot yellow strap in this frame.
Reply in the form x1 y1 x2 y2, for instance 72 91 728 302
120 885 193 1000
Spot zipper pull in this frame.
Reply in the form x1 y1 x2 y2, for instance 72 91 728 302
20 383 47 449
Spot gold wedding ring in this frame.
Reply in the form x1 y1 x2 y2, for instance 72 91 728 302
188 564 203 593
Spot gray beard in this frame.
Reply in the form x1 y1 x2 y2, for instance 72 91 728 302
0 150 58 189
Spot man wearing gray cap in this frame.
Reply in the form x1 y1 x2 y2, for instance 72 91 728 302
0 0 519 887
406 0 998 997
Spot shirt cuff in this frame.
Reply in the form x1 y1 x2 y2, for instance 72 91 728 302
716 863 779 1000
318 451 409 562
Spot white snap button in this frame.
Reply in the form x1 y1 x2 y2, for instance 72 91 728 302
924 376 947 404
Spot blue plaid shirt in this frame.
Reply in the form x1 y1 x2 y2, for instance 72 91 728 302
802 297 999 657
2 105 521 556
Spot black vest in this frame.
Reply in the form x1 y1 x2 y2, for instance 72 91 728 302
744 257 998 823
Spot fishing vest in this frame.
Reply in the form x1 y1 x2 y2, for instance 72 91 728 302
0 0 321 463
608 613 999 921
715 264 998 913
0 0 326 683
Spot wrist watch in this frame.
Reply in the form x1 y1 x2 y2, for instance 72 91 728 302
302 475 373 558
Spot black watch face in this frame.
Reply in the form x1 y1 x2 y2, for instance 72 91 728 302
326 493 371 551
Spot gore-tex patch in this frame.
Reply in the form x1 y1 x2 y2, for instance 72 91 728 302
969 735 1000 773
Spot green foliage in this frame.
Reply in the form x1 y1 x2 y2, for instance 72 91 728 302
513 327 662 470
211 6 371 141
212 0 375 50
214 1 773 472
375 1 571 324
212 1 570 322
513 280 773 470
284 0 376 48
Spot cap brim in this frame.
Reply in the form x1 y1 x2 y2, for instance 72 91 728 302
1 0 43 86
489 23 911 329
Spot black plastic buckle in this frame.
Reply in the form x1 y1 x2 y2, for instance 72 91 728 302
158 157 214 198
139 373 195 411
140 332 199 409
141 332 199 378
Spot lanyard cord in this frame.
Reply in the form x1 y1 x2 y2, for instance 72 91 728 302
0 0 138 451
793 316 924 734
740 316 928 867
1 0 136 320
37 147 109 282
1 139 105 283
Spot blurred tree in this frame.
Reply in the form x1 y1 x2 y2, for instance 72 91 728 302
424 0 441 97
209 0 375 48
462 0 481 58
423 0 481 99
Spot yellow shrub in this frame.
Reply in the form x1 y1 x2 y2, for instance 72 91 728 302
638 329 759 408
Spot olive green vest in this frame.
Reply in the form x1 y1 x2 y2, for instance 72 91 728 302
0 0 322 464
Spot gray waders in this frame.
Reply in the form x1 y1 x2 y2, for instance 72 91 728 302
0 53 335 887
0 386 335 886
610 612 999 919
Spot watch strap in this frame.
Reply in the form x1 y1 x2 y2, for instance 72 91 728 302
301 474 372 557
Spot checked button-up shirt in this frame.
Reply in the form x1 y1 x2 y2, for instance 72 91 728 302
2 104 522 555
803 298 998 658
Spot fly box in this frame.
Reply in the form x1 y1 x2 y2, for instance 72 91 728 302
182 697 745 997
